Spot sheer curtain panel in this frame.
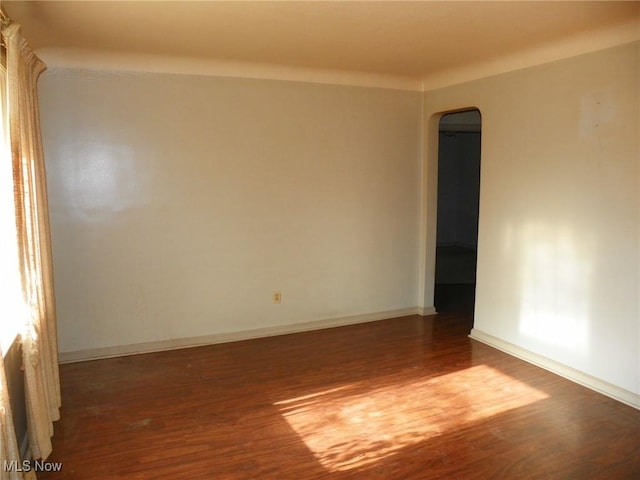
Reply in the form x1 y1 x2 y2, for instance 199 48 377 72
0 348 22 480
2 21 60 463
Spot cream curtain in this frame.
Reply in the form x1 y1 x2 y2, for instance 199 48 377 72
0 19 24 480
0 350 22 480
2 21 60 463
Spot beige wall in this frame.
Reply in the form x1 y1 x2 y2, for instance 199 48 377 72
38 72 423 355
422 42 639 397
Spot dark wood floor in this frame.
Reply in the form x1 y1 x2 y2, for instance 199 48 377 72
39 285 639 479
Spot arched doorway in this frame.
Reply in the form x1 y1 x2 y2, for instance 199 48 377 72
434 109 481 314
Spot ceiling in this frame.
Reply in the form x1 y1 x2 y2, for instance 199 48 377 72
3 1 639 87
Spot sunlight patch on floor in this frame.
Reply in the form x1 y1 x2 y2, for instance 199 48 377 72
275 365 549 472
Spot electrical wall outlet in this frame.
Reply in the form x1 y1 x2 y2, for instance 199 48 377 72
272 291 282 304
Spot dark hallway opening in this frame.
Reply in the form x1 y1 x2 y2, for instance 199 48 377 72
434 110 481 314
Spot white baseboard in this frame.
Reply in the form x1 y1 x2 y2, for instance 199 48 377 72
59 307 424 364
418 306 437 316
469 328 640 410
